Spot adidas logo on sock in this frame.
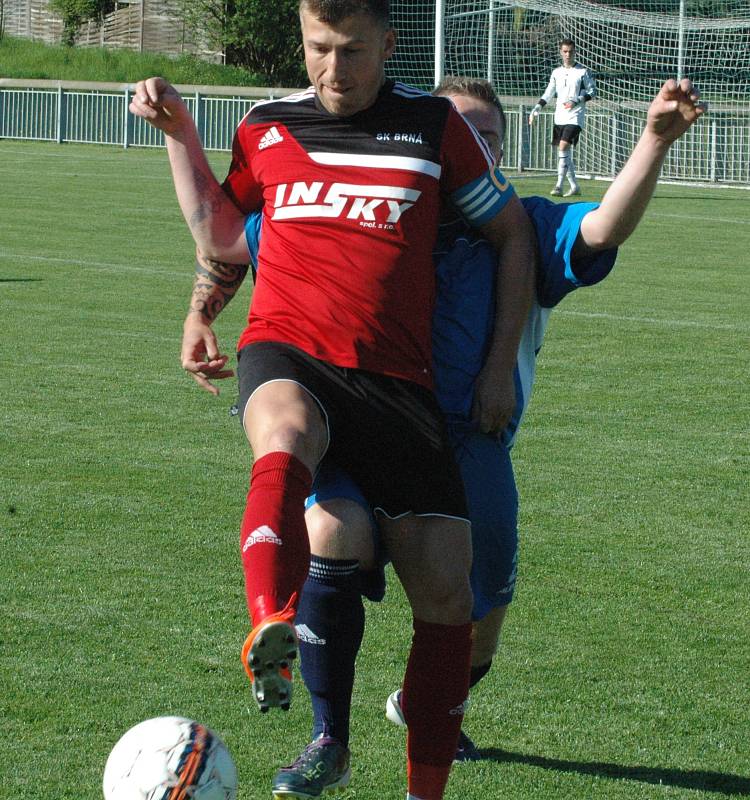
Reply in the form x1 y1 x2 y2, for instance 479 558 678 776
258 126 284 150
242 525 283 552
295 624 326 645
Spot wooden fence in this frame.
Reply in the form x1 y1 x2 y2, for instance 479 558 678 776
1 0 219 58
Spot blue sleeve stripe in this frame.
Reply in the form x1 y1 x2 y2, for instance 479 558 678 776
453 167 515 226
463 183 497 216
459 175 492 205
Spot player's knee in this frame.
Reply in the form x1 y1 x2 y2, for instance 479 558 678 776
245 383 328 467
384 515 473 623
305 499 376 566
410 563 473 624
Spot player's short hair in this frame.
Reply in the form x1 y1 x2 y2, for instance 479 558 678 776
559 38 575 49
433 75 506 141
300 0 390 27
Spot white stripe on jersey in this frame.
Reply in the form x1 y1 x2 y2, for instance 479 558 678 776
391 81 430 99
239 87 317 126
254 87 316 108
309 151 441 178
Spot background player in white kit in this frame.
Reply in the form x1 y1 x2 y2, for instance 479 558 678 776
529 38 596 197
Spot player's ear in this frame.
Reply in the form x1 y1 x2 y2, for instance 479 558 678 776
383 27 396 61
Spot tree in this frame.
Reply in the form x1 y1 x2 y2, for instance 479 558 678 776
49 0 115 46
183 0 307 87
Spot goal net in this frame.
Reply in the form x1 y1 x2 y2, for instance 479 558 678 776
387 1 750 185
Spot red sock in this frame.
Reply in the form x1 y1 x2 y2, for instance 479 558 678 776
239 452 312 625
402 618 472 800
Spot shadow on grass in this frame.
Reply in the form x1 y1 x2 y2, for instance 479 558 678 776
0 278 44 282
477 747 750 795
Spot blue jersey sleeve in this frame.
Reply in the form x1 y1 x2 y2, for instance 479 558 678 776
520 196 618 308
244 211 263 280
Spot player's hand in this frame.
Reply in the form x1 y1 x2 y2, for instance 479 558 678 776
646 78 706 145
563 101 574 110
528 112 536 126
472 362 516 435
181 312 234 396
129 77 191 136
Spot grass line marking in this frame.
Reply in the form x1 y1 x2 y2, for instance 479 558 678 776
651 212 750 226
0 250 187 277
558 308 748 333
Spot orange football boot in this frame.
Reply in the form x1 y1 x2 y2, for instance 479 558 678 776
241 596 298 712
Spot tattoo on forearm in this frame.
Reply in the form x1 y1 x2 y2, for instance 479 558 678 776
189 255 249 322
188 167 227 230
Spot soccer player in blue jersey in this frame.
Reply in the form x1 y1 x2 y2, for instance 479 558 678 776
220 75 705 798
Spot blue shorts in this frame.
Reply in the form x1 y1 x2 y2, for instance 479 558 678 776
447 423 518 619
307 424 518 620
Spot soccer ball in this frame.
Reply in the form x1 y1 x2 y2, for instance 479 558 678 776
103 716 238 800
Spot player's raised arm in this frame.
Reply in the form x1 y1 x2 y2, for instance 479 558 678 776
576 78 706 254
129 77 248 261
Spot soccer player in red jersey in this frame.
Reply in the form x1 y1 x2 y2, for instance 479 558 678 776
130 2 536 797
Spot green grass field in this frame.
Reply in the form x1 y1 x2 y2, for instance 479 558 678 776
1 139 748 800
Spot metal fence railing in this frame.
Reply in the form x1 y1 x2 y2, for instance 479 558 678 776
1 80 748 186
0 80 296 150
508 103 750 186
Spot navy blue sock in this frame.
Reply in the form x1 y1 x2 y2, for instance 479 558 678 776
295 556 364 748
469 660 492 689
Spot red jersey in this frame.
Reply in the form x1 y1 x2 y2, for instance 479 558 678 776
224 80 515 388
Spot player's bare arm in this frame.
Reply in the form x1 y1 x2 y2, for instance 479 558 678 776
576 78 705 256
129 77 248 260
473 195 536 434
181 249 250 395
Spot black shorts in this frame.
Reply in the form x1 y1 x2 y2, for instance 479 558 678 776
237 341 468 521
552 124 582 147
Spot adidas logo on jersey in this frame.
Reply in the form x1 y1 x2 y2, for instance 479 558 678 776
295 624 326 645
242 525 283 552
258 126 284 150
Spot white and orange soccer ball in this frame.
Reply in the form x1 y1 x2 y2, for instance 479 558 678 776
103 716 238 800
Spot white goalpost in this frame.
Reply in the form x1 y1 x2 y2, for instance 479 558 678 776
387 0 750 186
